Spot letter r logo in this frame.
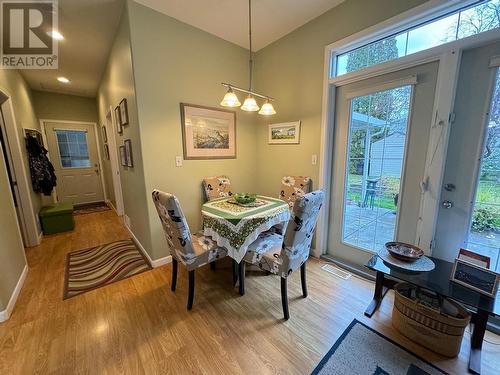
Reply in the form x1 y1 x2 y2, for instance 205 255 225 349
2 1 53 54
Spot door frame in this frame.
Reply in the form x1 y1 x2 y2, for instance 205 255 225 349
316 1 500 258
40 119 107 205
105 106 124 215
0 88 41 247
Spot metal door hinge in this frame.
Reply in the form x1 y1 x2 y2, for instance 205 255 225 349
449 112 456 124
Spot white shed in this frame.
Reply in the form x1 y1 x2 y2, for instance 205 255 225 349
369 133 406 177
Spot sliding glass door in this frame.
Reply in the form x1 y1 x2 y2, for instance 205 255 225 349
328 62 439 266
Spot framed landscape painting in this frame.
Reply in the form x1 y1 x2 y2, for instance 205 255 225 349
268 121 301 144
180 103 236 159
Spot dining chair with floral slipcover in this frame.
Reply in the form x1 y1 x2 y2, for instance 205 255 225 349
279 176 312 209
202 175 233 201
152 190 227 310
240 190 324 319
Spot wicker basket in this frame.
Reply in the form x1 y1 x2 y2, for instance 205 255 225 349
392 283 471 357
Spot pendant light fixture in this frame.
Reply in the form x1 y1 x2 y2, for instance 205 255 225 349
220 0 276 115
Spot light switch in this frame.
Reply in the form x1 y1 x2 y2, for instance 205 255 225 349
311 154 317 165
175 156 183 167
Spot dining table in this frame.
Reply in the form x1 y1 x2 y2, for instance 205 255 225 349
201 195 290 264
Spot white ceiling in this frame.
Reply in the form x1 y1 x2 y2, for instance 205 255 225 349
134 0 345 51
21 0 344 98
21 0 124 98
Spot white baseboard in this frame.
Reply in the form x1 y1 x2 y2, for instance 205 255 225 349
124 223 171 268
0 265 28 322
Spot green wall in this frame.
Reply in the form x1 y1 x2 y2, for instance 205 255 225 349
127 0 259 259
32 90 98 123
0 70 36 311
97 3 153 255
253 0 428 197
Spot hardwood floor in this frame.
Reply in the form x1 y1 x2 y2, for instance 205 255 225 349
0 210 499 374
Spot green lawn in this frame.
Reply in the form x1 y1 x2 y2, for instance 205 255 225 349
345 174 500 230
346 174 398 210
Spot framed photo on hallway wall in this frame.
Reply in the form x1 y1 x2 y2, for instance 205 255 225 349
180 103 236 160
115 106 123 135
119 98 129 126
119 145 127 166
124 139 133 167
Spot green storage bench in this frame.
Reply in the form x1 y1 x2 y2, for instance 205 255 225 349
39 203 75 235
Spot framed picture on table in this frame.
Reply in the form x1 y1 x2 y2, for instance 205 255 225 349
451 258 500 297
180 103 236 160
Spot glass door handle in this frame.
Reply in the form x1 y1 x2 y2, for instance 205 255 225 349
442 200 453 209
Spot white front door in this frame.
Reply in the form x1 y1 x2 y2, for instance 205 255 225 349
434 41 500 271
327 61 439 266
45 122 104 205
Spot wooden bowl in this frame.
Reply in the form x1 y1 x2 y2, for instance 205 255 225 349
385 242 424 262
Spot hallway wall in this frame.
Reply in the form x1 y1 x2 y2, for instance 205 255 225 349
32 91 98 123
0 69 43 242
97 3 153 255
0 142 26 313
127 0 259 260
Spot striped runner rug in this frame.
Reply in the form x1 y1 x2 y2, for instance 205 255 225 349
64 239 152 299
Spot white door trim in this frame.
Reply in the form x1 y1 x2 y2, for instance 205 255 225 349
0 88 41 247
106 106 124 215
40 119 107 204
315 0 498 257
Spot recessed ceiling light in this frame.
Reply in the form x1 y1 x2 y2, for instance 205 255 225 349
57 77 70 83
47 30 64 40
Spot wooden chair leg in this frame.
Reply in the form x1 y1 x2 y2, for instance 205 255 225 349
281 277 290 320
187 270 195 310
232 259 238 286
171 258 178 291
210 261 216 271
238 262 246 296
301 263 308 298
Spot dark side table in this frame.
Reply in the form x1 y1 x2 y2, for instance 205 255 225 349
365 255 499 375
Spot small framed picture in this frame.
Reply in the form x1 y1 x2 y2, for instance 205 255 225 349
124 139 133 167
115 106 123 135
268 121 301 144
119 145 127 166
450 258 500 297
101 125 107 143
119 98 129 126
104 144 110 160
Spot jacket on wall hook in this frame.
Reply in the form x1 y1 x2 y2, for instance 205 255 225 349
25 135 57 196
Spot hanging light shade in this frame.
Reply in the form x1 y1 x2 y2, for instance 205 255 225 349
219 0 276 115
220 87 241 107
258 100 276 115
241 95 260 112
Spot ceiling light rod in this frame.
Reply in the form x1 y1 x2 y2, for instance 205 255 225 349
221 83 274 101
